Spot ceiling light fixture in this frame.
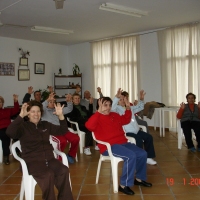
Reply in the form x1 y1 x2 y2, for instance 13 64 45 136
53 0 65 9
31 26 74 35
99 3 148 17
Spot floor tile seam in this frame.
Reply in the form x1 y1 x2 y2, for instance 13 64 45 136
0 167 19 186
76 157 93 200
170 151 200 183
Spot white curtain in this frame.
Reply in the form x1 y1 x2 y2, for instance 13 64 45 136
157 23 200 127
91 36 139 102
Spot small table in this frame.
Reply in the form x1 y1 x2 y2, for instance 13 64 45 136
154 106 179 137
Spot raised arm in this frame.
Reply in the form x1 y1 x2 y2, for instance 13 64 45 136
22 86 33 103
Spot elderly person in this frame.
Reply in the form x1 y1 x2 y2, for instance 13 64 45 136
42 93 79 164
65 93 94 155
6 100 73 200
22 86 43 103
0 94 19 165
81 87 103 113
112 89 157 165
177 92 200 152
85 96 152 195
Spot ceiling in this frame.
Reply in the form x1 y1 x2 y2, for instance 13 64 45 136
0 0 200 46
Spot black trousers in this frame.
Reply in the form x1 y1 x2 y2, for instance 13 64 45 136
73 124 93 147
29 158 73 200
181 120 200 149
126 130 156 158
0 128 11 156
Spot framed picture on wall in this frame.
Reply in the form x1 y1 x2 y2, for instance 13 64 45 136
0 62 15 76
19 58 28 66
35 63 45 74
18 69 30 81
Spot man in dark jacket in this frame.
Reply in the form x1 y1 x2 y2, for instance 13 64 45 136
65 93 93 155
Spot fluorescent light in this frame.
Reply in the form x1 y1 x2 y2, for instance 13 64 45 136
31 26 74 35
53 0 65 9
99 3 148 18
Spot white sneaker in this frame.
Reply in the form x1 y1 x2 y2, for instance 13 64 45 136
147 158 157 165
95 145 100 150
84 147 92 155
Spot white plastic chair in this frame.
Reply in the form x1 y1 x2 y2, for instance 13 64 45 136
92 132 135 193
177 120 196 149
12 136 71 200
138 124 147 133
51 133 78 162
67 117 85 154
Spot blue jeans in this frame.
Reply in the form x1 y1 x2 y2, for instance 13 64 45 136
102 142 147 187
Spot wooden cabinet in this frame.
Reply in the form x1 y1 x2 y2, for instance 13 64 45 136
53 73 82 99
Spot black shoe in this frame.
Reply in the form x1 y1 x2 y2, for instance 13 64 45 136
118 185 135 195
4 156 10 165
134 179 152 187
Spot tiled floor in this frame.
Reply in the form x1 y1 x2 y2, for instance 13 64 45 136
1 128 200 200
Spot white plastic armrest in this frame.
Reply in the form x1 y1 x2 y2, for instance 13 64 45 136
138 125 147 132
126 136 136 144
67 118 81 132
53 149 69 167
12 148 30 177
92 133 113 156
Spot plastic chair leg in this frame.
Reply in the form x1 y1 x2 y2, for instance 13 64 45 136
96 158 103 184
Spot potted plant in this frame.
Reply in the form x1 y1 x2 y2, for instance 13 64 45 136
73 63 80 75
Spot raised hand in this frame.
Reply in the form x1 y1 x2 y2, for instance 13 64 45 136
116 88 123 98
98 98 104 113
198 102 200 109
97 87 102 93
47 86 54 93
139 90 146 100
47 92 55 102
53 103 64 119
65 94 72 102
134 100 138 106
75 87 81 93
89 97 94 104
124 97 130 108
28 86 34 94
19 103 29 118
13 94 18 102
180 102 185 109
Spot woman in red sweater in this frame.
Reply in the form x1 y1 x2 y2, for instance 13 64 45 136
0 94 19 164
177 93 200 152
85 95 152 195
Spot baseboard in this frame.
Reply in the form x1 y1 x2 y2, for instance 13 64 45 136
149 126 169 131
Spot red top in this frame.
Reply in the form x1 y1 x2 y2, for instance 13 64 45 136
0 101 20 129
85 110 131 154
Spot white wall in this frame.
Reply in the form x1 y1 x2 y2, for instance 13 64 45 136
140 32 162 126
67 43 93 95
0 33 162 127
0 37 68 106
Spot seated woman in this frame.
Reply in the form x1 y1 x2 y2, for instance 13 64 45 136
0 94 19 165
6 100 73 200
177 92 200 152
65 93 94 155
85 96 152 195
42 92 79 164
112 89 157 165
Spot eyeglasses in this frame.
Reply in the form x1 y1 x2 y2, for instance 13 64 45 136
48 101 56 104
